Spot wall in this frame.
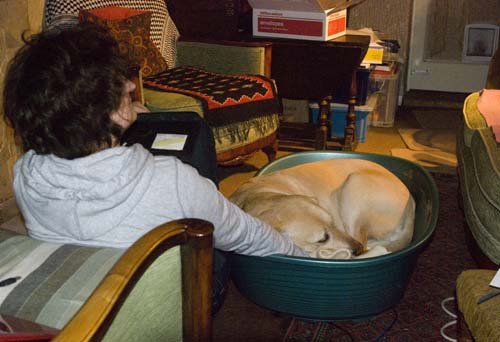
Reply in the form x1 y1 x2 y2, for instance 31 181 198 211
348 0 500 91
0 0 44 221
425 0 500 60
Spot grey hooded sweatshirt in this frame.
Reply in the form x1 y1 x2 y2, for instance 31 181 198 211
13 144 306 257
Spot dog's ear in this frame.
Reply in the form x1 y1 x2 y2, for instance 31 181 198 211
258 208 284 231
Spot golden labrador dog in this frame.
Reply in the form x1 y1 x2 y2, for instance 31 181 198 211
230 159 415 259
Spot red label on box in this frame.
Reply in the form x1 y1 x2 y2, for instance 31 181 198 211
257 17 323 36
327 16 346 36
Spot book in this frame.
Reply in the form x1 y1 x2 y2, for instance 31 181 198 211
371 62 398 76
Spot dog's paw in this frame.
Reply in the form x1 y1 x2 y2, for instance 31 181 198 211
311 247 352 259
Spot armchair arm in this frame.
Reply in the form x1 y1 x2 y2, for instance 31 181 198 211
176 39 272 77
52 219 214 342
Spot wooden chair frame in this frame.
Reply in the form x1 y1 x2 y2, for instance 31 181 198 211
52 219 214 342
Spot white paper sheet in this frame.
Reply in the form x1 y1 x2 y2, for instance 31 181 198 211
151 133 187 151
490 268 500 288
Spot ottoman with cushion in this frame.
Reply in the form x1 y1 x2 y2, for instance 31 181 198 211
456 269 500 342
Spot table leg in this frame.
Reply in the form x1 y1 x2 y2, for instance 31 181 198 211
343 70 357 151
315 96 332 150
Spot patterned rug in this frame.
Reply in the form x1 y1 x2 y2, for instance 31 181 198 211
283 173 476 341
391 129 457 175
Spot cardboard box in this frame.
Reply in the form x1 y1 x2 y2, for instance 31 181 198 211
248 0 364 41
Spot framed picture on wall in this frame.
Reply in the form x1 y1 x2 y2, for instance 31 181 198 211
462 23 499 64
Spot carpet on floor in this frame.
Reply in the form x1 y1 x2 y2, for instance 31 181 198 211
391 128 457 174
282 173 476 342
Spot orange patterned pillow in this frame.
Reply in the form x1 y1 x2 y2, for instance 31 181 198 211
79 6 168 77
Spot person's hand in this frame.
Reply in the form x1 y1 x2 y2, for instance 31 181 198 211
110 101 137 130
477 88 500 126
132 101 150 114
110 80 145 130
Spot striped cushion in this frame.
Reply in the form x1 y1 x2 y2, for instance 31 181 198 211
0 229 123 329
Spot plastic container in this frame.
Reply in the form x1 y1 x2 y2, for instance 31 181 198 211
332 67 371 105
229 151 438 321
369 70 400 127
309 94 377 143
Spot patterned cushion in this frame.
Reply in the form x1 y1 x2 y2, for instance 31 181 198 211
79 6 168 76
143 89 280 153
0 229 123 329
44 0 179 67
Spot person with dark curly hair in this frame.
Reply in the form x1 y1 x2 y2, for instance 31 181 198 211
3 23 306 259
4 24 143 159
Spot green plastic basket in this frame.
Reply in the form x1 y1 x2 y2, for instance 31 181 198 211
230 151 439 321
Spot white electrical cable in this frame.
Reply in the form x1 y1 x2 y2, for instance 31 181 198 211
441 297 457 319
440 297 457 342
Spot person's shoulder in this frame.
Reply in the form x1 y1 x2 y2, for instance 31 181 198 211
150 154 199 179
14 150 40 171
152 154 183 168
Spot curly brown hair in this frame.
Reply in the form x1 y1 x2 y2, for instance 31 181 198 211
3 23 132 159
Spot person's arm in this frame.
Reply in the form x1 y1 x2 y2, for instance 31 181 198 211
175 161 307 257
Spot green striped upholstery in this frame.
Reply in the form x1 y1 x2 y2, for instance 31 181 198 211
0 229 123 329
102 247 183 342
176 41 268 76
0 229 184 340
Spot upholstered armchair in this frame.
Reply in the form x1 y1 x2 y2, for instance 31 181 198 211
0 219 214 342
147 39 277 166
456 57 500 268
455 47 500 342
39 0 279 166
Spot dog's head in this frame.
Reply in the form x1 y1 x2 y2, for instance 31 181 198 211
239 194 363 259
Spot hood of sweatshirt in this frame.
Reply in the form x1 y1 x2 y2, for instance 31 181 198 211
13 144 155 242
